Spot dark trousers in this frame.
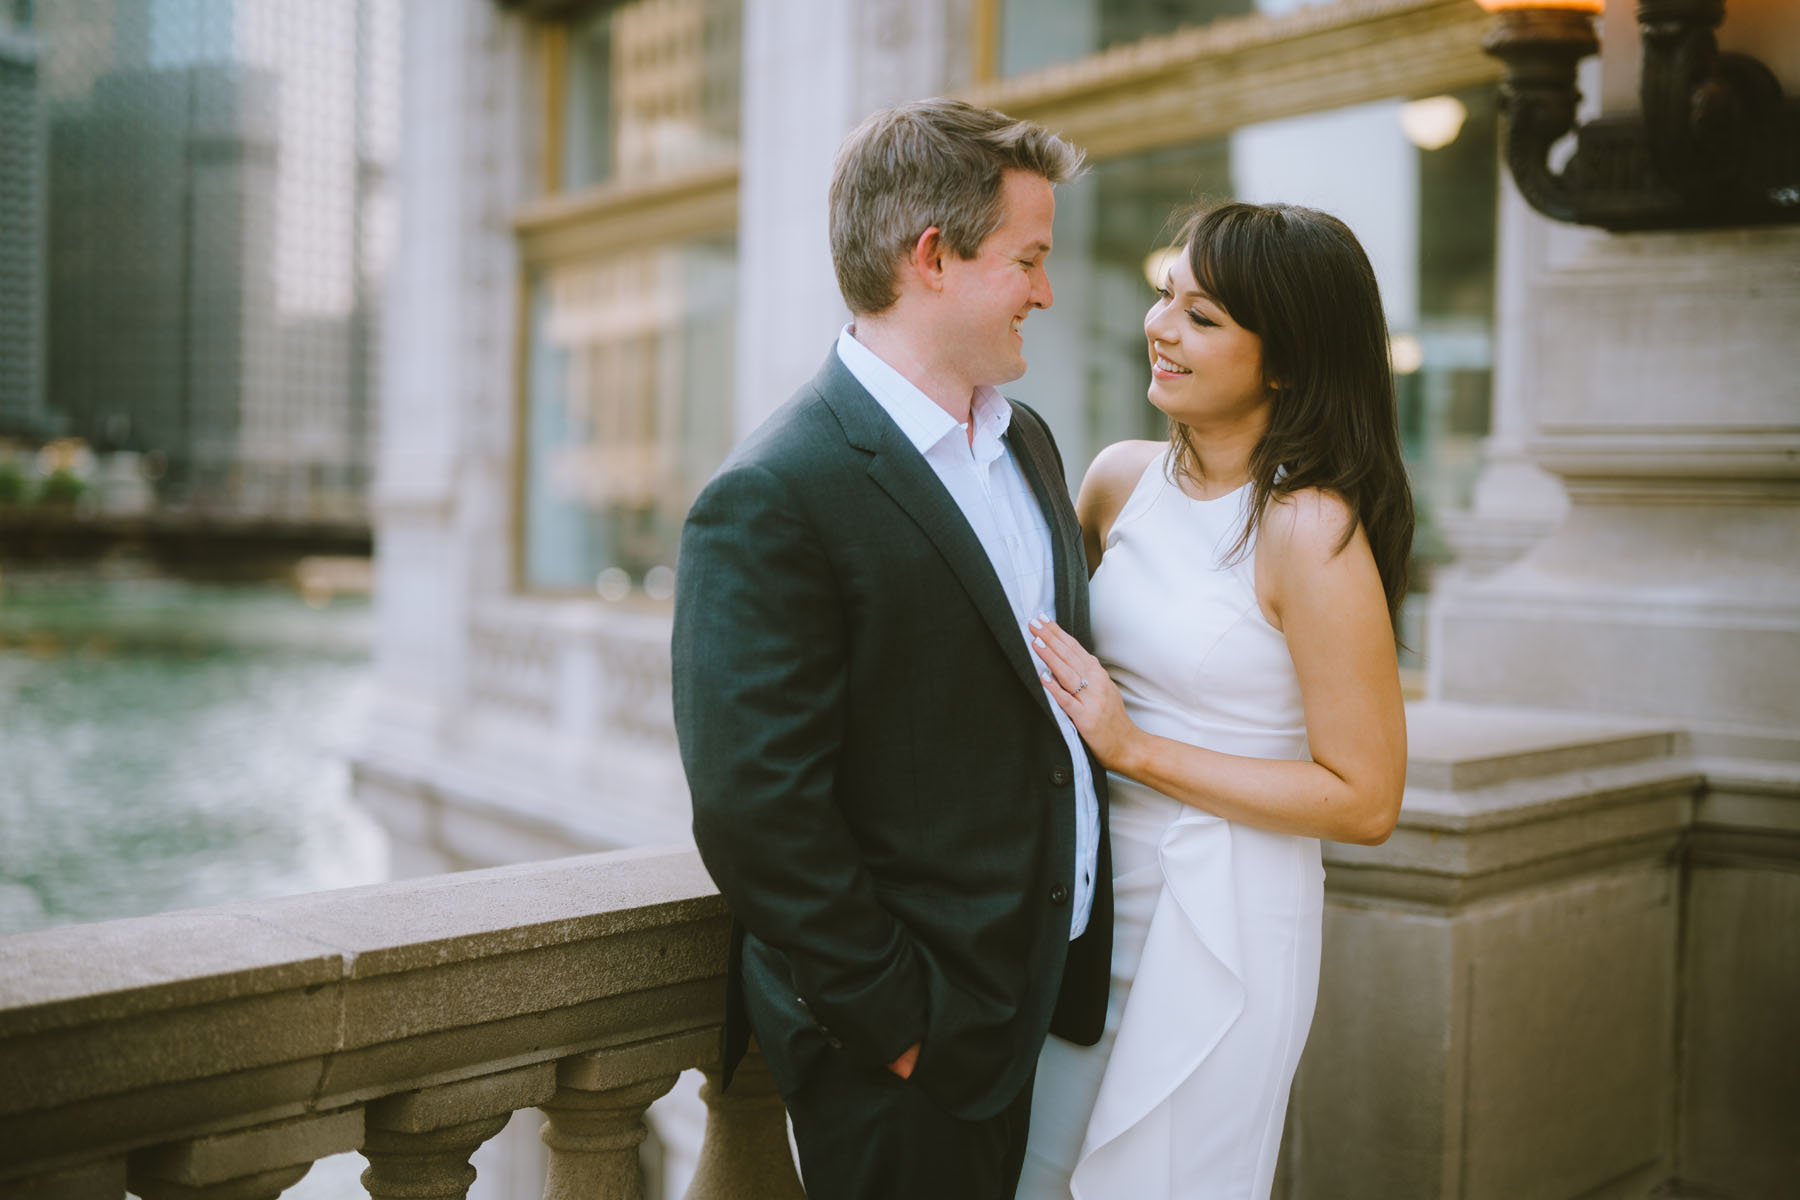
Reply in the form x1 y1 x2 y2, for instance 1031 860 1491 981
782 1052 1037 1200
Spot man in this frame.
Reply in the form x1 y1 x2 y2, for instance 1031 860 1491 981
671 98 1110 1199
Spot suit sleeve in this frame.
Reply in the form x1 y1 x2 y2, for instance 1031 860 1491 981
672 460 927 1067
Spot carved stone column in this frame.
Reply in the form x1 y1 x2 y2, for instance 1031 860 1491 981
128 1109 362 1200
360 1064 556 1200
539 1029 713 1200
1286 706 1697 1198
683 1044 804 1200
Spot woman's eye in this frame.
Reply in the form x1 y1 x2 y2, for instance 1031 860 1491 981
1187 310 1215 327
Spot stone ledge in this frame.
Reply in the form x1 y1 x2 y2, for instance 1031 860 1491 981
0 846 729 1186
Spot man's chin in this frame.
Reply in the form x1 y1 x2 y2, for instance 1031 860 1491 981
988 356 1028 387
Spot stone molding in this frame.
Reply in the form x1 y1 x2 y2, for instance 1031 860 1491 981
959 0 1498 162
512 161 739 267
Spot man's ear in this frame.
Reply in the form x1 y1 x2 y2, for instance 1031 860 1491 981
906 226 947 292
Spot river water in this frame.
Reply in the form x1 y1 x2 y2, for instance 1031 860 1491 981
1 571 390 1196
0 572 389 935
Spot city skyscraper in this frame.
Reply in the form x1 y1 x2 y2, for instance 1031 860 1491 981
0 7 46 439
30 0 398 517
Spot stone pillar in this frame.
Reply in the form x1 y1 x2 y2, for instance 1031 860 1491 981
1432 175 1569 584
683 1046 805 1200
733 0 973 435
128 1110 363 1200
1414 15 1800 1190
539 1031 715 1200
361 1064 556 1200
1285 705 1697 1198
1427 225 1800 742
540 1078 677 1200
353 0 538 879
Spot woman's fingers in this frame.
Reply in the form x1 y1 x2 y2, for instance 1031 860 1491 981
1030 616 1101 712
1031 626 1079 692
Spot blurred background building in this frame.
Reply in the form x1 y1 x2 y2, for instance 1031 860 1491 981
0 2 47 441
2 0 398 520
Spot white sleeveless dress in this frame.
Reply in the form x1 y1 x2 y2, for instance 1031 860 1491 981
1018 450 1322 1200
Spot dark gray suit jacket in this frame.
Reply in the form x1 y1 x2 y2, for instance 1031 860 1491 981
671 350 1112 1122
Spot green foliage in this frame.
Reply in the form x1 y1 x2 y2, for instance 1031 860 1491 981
0 461 25 505
37 469 87 507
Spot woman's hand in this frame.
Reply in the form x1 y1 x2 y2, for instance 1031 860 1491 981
1030 614 1141 771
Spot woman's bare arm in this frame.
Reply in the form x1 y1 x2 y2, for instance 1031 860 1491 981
1033 488 1406 845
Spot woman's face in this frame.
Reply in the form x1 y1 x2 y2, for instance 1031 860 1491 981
1143 245 1270 429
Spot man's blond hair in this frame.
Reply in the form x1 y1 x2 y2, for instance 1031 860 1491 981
828 98 1085 316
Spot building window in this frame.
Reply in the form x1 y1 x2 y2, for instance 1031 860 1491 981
517 0 742 598
561 0 740 190
521 236 735 595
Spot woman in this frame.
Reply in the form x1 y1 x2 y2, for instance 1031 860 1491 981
1017 201 1413 1199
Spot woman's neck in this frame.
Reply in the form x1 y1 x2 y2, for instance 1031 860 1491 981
1173 416 1263 499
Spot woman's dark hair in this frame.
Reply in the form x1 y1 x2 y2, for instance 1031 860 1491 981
1167 201 1414 623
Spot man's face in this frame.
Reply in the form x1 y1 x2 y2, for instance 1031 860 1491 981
937 169 1056 389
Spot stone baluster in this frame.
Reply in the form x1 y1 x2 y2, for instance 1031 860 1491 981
128 1109 363 1200
5 1157 126 1199
683 1043 804 1200
360 1063 556 1200
539 1029 713 1200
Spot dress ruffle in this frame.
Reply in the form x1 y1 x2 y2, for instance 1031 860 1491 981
1071 812 1246 1198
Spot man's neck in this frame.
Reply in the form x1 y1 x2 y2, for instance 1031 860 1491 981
849 317 977 427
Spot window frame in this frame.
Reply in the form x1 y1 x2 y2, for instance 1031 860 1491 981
506 0 1498 598
510 7 741 598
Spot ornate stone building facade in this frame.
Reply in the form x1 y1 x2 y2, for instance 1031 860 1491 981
355 0 1798 1195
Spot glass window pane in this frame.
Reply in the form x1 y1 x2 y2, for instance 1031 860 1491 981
1010 86 1499 661
562 0 740 191
522 237 736 595
997 0 1337 77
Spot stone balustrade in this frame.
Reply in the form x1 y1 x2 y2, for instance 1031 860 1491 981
0 845 803 1200
5 710 1796 1199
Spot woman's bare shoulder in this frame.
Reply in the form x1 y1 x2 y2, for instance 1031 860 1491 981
1261 486 1363 566
1077 440 1164 526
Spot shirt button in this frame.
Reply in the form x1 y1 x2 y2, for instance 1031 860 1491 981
1050 767 1070 786
1049 882 1070 905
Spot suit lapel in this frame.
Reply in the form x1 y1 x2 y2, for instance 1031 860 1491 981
1004 405 1085 640
814 355 1058 719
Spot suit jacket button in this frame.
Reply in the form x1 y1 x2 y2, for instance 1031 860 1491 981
1049 882 1070 905
1050 767 1070 786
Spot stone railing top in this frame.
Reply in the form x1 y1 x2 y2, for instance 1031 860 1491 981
1402 702 1683 794
0 845 730 1186
1 843 721 1035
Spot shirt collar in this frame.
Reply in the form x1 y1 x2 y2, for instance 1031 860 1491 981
836 325 1013 456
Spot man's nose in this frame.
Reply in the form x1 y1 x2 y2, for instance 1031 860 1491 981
1034 269 1054 310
